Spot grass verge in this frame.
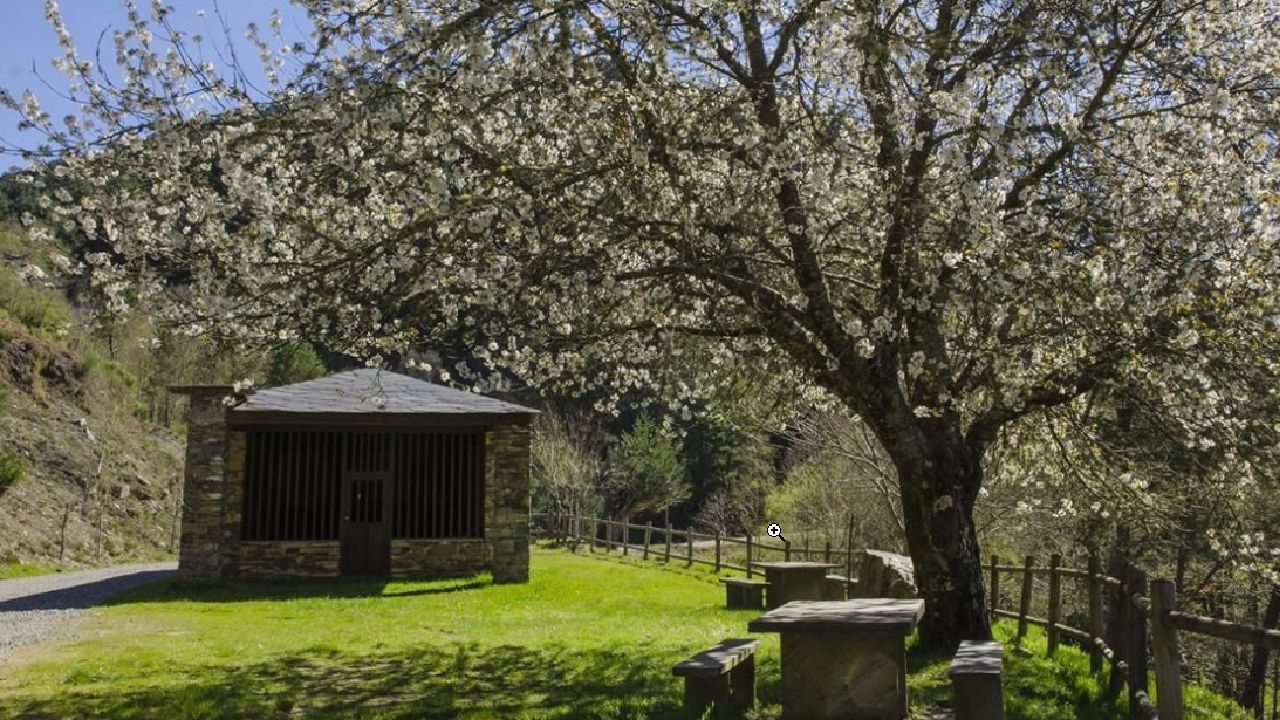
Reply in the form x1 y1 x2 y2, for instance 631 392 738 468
0 561 59 580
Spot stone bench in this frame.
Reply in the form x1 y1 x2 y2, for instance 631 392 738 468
720 576 770 609
824 574 855 600
950 640 1004 720
672 638 759 719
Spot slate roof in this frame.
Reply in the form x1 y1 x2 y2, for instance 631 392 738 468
230 369 536 419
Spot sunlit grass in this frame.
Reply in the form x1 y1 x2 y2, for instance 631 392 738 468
0 545 1252 719
905 620 1249 720
0 546 774 719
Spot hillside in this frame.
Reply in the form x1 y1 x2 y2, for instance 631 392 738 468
0 227 184 568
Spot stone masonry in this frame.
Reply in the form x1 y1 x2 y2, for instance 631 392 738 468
389 539 488 578
486 424 531 583
177 389 532 581
239 541 341 578
221 430 246 578
176 388 231 582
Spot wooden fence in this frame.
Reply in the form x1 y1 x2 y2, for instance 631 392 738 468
535 514 1280 719
991 553 1280 720
534 512 865 583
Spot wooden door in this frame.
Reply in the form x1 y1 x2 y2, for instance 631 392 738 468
340 470 392 576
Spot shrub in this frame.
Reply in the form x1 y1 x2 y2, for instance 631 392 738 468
0 266 72 339
0 448 24 494
84 351 142 416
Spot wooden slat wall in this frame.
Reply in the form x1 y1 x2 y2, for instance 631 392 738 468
389 431 483 540
242 429 483 542
242 429 343 541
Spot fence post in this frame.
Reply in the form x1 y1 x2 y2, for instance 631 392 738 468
571 513 580 553
1127 565 1150 720
1048 553 1063 656
1018 555 1035 643
785 540 792 562
644 522 652 561
1150 579 1184 720
746 534 754 578
715 532 722 572
824 541 832 564
1088 552 1104 674
990 555 1000 617
1108 561 1128 703
844 512 855 579
687 529 694 567
665 518 672 562
622 520 629 556
589 517 596 554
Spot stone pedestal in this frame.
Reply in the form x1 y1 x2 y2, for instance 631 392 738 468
672 638 758 719
758 563 843 609
747 599 924 720
780 633 905 720
721 578 768 610
824 575 850 601
950 640 1004 720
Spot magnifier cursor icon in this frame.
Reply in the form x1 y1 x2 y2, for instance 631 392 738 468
767 523 787 544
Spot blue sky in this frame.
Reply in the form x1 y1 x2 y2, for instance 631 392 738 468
0 0 312 171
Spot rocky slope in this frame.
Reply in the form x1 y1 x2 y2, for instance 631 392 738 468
0 315 183 567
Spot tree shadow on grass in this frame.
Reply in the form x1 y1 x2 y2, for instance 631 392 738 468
905 645 955 713
1 642 700 720
103 576 492 606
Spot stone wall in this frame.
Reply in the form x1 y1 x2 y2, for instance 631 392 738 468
389 539 489 578
238 541 341 578
221 430 246 579
486 423 531 583
852 550 918 599
176 389 230 581
185 415 532 583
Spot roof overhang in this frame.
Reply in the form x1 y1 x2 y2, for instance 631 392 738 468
226 409 536 430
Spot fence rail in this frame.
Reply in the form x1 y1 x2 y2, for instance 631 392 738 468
991 552 1280 720
535 513 1280 719
534 512 865 582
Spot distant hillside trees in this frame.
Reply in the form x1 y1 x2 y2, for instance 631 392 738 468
604 416 689 536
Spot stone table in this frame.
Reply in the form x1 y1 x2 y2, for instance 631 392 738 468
752 561 843 609
747 598 926 720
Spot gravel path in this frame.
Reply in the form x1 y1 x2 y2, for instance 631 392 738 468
0 562 176 658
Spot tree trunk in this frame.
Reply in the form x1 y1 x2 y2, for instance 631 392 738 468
1241 582 1280 716
880 416 990 650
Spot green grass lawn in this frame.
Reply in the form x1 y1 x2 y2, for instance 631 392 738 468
907 621 1248 720
0 547 770 719
0 545 1252 719
0 561 59 579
